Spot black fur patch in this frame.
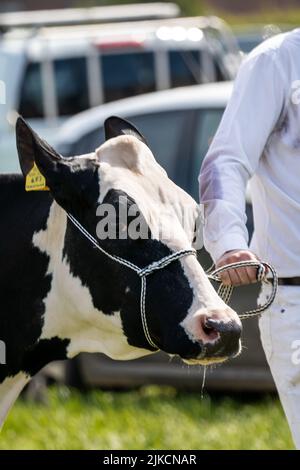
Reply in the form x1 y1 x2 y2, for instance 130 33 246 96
21 337 70 377
0 175 53 382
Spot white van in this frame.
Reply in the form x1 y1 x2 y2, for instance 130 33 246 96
0 14 240 173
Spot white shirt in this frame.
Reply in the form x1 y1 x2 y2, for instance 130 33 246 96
199 28 300 277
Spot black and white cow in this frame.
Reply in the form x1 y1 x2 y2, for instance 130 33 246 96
0 116 241 425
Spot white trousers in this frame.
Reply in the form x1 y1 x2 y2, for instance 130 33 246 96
259 284 300 449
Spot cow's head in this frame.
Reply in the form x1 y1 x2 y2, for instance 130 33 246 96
16 116 241 365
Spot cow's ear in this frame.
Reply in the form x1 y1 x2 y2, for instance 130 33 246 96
16 117 98 211
16 116 64 178
104 116 147 145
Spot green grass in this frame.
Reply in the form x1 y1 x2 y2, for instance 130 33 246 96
0 386 294 450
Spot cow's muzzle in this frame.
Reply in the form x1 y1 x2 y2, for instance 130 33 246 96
181 307 242 364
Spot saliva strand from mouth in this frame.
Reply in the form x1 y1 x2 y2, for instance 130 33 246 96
201 365 207 399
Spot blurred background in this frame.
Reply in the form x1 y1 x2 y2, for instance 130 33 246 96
0 0 298 449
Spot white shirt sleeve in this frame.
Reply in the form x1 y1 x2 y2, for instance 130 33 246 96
199 48 287 263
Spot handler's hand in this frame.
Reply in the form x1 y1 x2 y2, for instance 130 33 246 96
216 250 260 286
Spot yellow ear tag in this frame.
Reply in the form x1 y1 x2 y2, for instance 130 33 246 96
25 163 49 191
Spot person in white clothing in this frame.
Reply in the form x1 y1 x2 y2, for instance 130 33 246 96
199 28 300 449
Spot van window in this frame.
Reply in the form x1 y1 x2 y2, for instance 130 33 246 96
19 62 44 118
169 50 201 88
101 52 155 102
214 57 226 81
54 57 89 116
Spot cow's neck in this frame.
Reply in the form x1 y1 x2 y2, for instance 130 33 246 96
34 202 150 361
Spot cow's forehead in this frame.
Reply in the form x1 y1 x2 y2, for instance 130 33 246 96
95 136 198 250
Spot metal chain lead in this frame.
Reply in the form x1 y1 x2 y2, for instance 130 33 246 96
207 261 278 319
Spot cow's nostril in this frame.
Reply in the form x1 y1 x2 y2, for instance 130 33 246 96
205 318 222 331
203 320 214 335
201 316 220 342
201 316 242 356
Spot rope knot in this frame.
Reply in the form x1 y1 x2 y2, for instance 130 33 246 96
138 249 196 278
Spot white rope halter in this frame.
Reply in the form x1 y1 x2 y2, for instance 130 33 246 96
67 213 196 350
67 213 278 349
